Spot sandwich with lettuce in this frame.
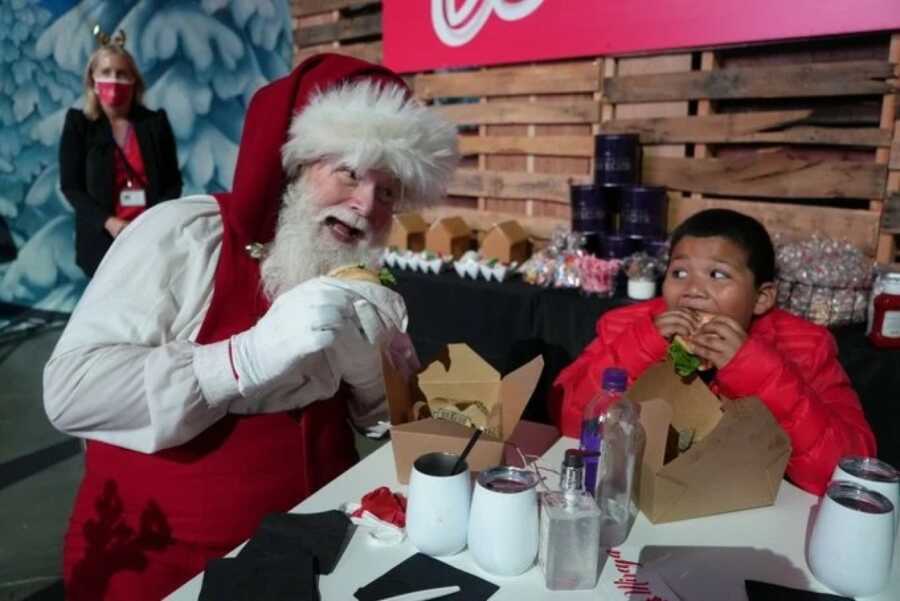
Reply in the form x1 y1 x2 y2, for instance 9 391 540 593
667 310 714 376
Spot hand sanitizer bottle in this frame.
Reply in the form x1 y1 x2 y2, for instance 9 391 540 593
538 450 603 590
580 367 628 495
595 396 645 547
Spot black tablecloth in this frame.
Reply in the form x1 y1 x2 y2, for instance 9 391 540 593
394 270 900 468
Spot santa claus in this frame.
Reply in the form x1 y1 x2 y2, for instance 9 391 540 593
43 54 458 600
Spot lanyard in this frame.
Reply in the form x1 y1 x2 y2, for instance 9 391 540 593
114 131 144 188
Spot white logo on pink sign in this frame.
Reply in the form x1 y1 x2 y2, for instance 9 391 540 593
431 0 544 47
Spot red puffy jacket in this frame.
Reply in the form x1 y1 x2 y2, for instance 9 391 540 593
553 297 876 495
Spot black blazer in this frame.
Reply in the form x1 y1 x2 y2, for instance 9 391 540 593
59 105 182 277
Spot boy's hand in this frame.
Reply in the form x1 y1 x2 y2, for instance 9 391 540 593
689 316 748 369
653 308 702 341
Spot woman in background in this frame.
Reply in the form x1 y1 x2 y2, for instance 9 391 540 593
60 30 182 277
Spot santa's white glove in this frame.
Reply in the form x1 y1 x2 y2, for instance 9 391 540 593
318 276 407 344
228 278 355 409
386 331 422 380
318 277 411 429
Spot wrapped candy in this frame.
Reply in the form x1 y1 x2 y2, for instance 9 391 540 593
775 235 873 326
577 255 622 296
518 227 622 294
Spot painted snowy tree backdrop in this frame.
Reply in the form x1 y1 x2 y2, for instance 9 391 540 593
0 0 292 312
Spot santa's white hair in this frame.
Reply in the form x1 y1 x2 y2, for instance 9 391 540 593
259 172 383 300
281 80 458 209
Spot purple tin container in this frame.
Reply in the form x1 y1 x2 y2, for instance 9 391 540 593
601 234 636 259
619 186 668 238
570 184 614 234
643 238 670 260
595 134 642 186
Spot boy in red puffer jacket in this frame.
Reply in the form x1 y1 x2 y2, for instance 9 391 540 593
554 209 876 495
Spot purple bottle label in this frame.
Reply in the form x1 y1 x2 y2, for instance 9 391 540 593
580 417 602 495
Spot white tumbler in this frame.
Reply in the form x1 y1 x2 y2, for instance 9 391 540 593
406 452 471 557
807 480 895 597
467 466 540 577
831 455 899 532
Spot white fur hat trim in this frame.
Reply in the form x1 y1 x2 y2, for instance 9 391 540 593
281 80 459 207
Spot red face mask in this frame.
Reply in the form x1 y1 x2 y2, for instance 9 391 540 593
94 79 133 108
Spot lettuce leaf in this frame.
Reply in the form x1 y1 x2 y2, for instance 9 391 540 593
668 339 702 377
378 267 397 286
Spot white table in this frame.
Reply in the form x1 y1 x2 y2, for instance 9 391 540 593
167 438 900 600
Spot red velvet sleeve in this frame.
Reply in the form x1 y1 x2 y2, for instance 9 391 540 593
716 324 876 495
552 299 669 438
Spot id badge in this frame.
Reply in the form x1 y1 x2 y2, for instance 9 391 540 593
120 188 146 207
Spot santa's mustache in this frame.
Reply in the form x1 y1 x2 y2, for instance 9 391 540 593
316 205 372 238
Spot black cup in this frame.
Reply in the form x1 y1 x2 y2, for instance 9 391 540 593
595 134 642 186
619 186 668 238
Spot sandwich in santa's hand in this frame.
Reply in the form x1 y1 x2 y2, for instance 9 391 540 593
327 263 396 286
325 264 399 345
667 310 715 377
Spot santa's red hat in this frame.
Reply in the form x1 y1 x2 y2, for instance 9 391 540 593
202 54 457 342
222 53 458 252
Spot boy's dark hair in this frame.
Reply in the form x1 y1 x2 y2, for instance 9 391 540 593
668 209 776 286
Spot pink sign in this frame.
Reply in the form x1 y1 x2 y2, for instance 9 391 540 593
383 0 900 73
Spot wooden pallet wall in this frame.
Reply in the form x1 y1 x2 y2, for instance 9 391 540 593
291 2 900 260
293 0 382 65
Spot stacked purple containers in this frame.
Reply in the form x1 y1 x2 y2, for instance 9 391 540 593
569 133 669 260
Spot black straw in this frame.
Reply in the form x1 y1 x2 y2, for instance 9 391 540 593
450 428 482 475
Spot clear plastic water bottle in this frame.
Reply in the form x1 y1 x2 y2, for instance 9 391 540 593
595 396 645 547
579 367 627 495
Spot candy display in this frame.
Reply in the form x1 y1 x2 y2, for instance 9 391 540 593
519 229 622 296
577 254 622 296
775 236 873 327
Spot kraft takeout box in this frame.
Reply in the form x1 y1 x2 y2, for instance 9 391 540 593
382 343 544 484
625 361 791 524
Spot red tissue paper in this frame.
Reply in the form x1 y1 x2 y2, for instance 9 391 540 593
351 487 407 528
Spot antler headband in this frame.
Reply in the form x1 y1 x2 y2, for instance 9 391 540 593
93 24 126 47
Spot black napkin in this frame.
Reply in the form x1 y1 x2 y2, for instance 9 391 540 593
354 553 499 601
199 554 315 601
745 580 852 601
239 510 354 574
198 510 354 600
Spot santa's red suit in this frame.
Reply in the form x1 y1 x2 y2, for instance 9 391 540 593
43 54 458 600
553 297 877 496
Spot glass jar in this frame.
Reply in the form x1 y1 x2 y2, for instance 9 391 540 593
869 276 900 348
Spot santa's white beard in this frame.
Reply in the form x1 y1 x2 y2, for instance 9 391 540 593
260 176 385 300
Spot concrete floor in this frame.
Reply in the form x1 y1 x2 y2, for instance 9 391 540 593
0 313 386 601
0 323 78 601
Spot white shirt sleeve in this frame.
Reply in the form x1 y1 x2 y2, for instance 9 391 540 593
43 196 239 453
